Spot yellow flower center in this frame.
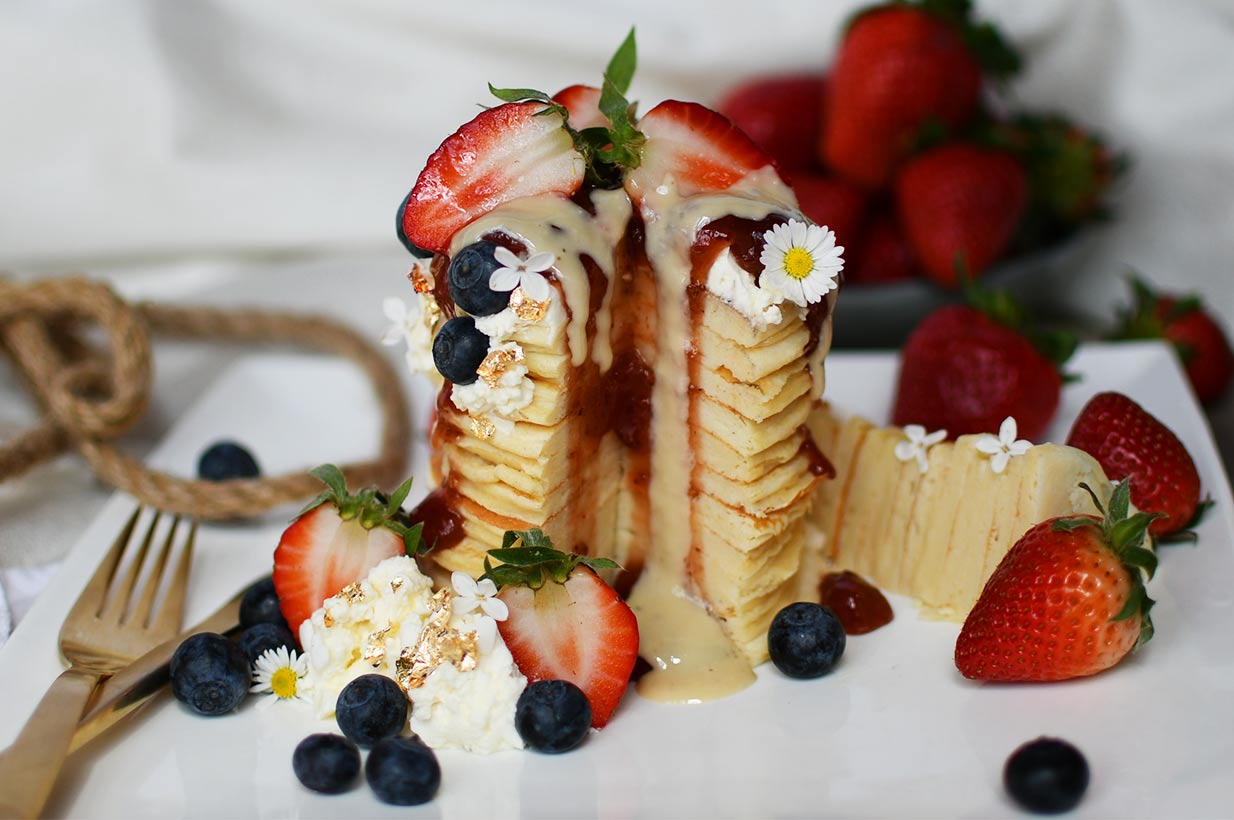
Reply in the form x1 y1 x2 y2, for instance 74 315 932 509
782 247 815 280
270 667 299 699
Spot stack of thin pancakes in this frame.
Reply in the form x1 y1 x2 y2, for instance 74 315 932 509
688 294 834 663
806 405 1114 620
430 310 629 577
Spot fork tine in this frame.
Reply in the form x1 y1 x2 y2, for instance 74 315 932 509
126 516 178 628
97 510 158 623
64 507 141 626
150 519 195 637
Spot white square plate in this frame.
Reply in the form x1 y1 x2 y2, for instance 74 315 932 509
2 342 1231 818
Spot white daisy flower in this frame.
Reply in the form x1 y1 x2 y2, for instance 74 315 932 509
450 571 509 622
251 646 310 703
759 219 843 308
894 424 947 474
489 246 555 302
974 416 1033 475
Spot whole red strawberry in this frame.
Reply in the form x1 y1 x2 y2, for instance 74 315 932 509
893 289 1071 440
483 530 638 728
716 73 827 174
895 143 1028 285
1115 277 1234 404
1066 391 1206 538
846 210 919 285
820 0 1019 189
956 481 1158 682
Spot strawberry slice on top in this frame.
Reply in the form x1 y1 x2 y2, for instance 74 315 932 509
273 465 422 636
481 530 638 728
626 100 775 202
402 100 586 255
552 84 607 131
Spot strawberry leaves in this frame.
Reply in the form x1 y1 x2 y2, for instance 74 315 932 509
489 28 643 188
1053 481 1159 646
300 464 422 556
480 529 620 590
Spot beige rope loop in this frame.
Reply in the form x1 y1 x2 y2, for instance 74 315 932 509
0 275 411 520
1 278 153 440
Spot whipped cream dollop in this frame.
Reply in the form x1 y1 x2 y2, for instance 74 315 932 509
705 247 785 331
449 341 535 421
299 556 526 753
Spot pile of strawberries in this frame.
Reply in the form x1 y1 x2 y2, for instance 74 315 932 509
717 0 1120 287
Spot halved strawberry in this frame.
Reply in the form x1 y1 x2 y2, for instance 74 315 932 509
273 465 421 636
626 100 775 202
482 530 638 728
402 101 585 255
552 84 607 131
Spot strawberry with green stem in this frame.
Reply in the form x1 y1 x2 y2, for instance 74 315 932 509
955 480 1159 682
820 0 1020 189
1114 275 1234 404
481 530 638 728
892 280 1075 440
273 465 422 635
1066 391 1211 540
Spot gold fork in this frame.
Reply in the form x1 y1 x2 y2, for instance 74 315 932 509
0 507 194 820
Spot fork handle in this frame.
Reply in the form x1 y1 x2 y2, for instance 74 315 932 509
0 667 100 820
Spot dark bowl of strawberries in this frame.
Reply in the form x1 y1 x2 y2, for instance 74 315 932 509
715 0 1123 349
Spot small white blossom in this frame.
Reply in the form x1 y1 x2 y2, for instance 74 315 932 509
489 246 555 302
894 425 947 474
451 571 509 621
381 296 412 347
451 571 508 655
974 416 1033 475
759 219 843 308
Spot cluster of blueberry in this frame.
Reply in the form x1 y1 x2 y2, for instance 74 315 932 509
432 241 515 385
169 577 295 716
294 674 439 806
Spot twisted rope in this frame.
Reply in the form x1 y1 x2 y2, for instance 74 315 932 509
0 276 411 520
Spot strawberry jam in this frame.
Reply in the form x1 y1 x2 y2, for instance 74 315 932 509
408 487 464 553
819 570 893 635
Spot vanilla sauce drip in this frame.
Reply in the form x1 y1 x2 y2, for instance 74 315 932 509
629 169 804 703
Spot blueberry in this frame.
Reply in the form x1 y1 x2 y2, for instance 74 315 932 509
292 733 361 794
365 736 440 806
239 576 289 631
514 679 591 754
447 241 511 316
767 602 845 679
396 191 433 258
197 441 260 482
335 674 409 747
432 316 490 385
170 632 251 716
237 622 297 664
1004 737 1090 814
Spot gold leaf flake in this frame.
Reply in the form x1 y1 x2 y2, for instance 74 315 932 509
394 588 480 695
469 416 496 440
410 265 434 294
510 287 550 322
390 576 405 594
340 582 366 604
476 345 524 387
323 611 335 628
363 626 391 667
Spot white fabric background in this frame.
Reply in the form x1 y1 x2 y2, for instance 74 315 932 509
2 0 1234 642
